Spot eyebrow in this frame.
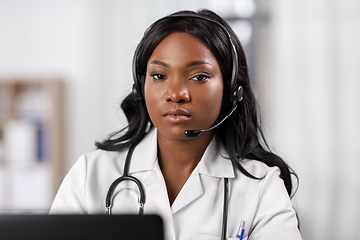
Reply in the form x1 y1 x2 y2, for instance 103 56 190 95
186 60 213 67
148 60 169 68
148 60 213 68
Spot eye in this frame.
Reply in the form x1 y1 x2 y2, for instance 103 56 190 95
191 74 209 82
150 73 166 80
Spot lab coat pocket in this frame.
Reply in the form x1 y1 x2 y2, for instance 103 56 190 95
193 233 239 240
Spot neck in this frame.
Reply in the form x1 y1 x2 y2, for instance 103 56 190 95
156 129 214 205
157 131 214 170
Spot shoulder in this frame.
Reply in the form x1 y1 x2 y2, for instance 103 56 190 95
237 160 301 239
65 149 128 179
240 159 281 180
232 159 286 200
83 148 127 163
69 128 158 175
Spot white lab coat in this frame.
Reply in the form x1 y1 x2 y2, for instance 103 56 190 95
50 128 302 240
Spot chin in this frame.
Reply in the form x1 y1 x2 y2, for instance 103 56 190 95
156 127 190 141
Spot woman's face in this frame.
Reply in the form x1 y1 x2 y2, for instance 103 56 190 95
144 32 223 141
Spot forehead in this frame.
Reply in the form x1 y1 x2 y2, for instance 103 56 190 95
148 32 219 66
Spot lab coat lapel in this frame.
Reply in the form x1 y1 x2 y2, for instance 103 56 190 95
143 163 171 207
171 166 203 214
171 135 234 214
127 128 173 215
125 129 169 210
143 163 177 238
198 135 234 179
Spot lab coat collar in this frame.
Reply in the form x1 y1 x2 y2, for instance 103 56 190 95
128 128 159 173
198 134 235 179
129 128 235 179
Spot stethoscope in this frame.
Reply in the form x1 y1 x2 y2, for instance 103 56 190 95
105 142 230 240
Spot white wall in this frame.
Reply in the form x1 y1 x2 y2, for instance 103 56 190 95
269 0 360 239
0 0 208 171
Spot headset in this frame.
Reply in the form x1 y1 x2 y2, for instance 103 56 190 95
131 13 244 130
106 13 244 240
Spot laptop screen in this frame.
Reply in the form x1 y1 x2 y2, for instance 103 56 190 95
0 214 164 240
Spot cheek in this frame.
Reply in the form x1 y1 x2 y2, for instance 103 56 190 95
144 80 161 122
208 81 224 106
196 83 224 118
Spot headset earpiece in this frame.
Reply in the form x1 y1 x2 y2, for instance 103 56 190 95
132 83 142 102
235 85 244 103
229 85 243 105
132 76 145 102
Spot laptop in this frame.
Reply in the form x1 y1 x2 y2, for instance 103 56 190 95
0 214 164 240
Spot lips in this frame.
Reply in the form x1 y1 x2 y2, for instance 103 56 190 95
163 108 191 123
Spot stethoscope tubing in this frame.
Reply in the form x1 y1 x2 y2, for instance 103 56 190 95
105 141 229 240
105 143 146 215
106 175 146 215
221 178 229 240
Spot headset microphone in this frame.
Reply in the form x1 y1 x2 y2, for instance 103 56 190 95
184 86 243 138
184 104 238 137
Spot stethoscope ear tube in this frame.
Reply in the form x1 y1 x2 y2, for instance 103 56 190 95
105 143 146 215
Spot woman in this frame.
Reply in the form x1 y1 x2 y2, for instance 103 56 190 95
50 9 302 240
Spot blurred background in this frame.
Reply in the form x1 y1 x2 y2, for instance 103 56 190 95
0 0 359 239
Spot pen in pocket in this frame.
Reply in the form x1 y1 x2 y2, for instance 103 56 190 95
237 220 246 240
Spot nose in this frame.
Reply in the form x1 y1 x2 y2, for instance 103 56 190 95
165 78 190 103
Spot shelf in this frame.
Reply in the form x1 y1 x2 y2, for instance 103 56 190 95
0 78 64 212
